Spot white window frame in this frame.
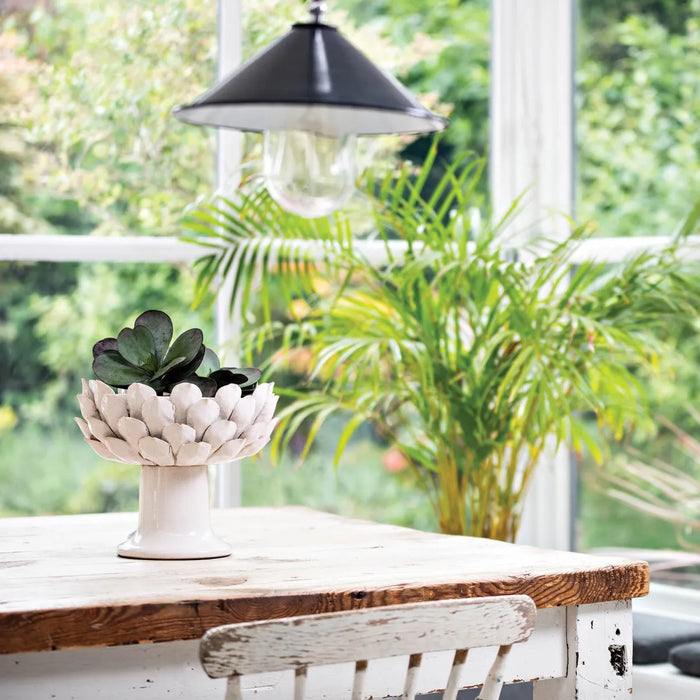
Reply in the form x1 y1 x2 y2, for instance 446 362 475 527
491 0 576 551
1 0 698 546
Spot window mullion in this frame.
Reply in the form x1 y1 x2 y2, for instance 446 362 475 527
491 0 576 550
214 0 244 508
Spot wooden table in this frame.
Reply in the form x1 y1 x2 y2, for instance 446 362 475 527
0 506 649 699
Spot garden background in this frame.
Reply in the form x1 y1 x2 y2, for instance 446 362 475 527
1 0 698 551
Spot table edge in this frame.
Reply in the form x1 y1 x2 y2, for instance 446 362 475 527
1 560 649 654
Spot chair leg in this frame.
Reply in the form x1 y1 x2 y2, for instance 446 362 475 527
443 649 469 700
477 644 512 700
402 652 423 700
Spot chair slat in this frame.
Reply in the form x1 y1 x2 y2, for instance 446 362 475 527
351 659 368 700
224 676 242 700
201 595 535 678
294 666 307 700
443 648 469 700
402 652 422 700
477 644 513 700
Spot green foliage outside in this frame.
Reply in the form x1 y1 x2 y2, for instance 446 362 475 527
341 0 700 547
15 0 217 238
0 0 698 554
577 4 700 239
0 262 212 516
0 0 444 518
0 70 24 233
339 0 490 171
1 0 220 439
242 418 436 532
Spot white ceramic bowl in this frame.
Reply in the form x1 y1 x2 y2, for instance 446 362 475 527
76 379 279 467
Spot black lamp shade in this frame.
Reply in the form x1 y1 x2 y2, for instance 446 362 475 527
173 23 447 138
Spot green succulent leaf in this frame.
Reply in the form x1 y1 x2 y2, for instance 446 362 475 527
163 328 204 368
92 337 118 359
210 367 261 395
135 310 174 364
117 325 157 370
151 355 187 380
93 351 150 388
162 344 205 384
199 346 220 376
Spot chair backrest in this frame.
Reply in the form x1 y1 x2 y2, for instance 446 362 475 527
200 595 536 700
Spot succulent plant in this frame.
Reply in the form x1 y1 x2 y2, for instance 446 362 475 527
92 310 261 398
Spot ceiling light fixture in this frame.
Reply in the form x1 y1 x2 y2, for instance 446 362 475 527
173 1 447 218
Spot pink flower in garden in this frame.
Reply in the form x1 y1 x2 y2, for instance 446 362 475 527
383 447 408 473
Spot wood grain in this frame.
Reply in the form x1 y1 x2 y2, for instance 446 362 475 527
0 507 649 654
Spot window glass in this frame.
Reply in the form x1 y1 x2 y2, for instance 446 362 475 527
577 1 700 238
2 0 216 239
575 275 700 553
1 1 217 516
4 0 491 533
0 261 213 516
576 2 700 556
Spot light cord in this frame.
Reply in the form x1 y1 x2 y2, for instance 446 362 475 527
307 1 327 24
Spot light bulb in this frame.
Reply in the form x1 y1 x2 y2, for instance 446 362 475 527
263 130 356 218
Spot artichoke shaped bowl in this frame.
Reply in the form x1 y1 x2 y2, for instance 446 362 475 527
75 378 278 561
76 379 278 467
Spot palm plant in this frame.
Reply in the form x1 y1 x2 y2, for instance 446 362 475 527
185 146 700 541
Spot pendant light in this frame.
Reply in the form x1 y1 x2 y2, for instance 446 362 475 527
173 1 447 218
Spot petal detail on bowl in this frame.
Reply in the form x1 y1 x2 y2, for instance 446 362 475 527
242 422 270 443
186 398 220 441
237 437 270 459
74 417 91 440
255 394 279 425
230 395 256 436
91 380 116 417
103 437 144 464
176 440 212 466
126 383 157 421
202 420 238 453
248 418 279 444
85 438 119 462
208 438 245 464
77 394 99 420
141 396 175 439
215 383 242 420
161 422 197 455
170 382 203 424
117 416 149 450
81 378 91 397
100 393 128 434
252 383 273 421
85 416 115 441
138 436 174 466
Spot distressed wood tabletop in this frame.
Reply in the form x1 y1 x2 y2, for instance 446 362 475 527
0 506 648 654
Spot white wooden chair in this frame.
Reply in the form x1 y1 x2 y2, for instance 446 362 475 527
200 594 536 700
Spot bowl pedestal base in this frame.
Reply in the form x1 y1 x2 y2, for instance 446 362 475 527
117 464 232 560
